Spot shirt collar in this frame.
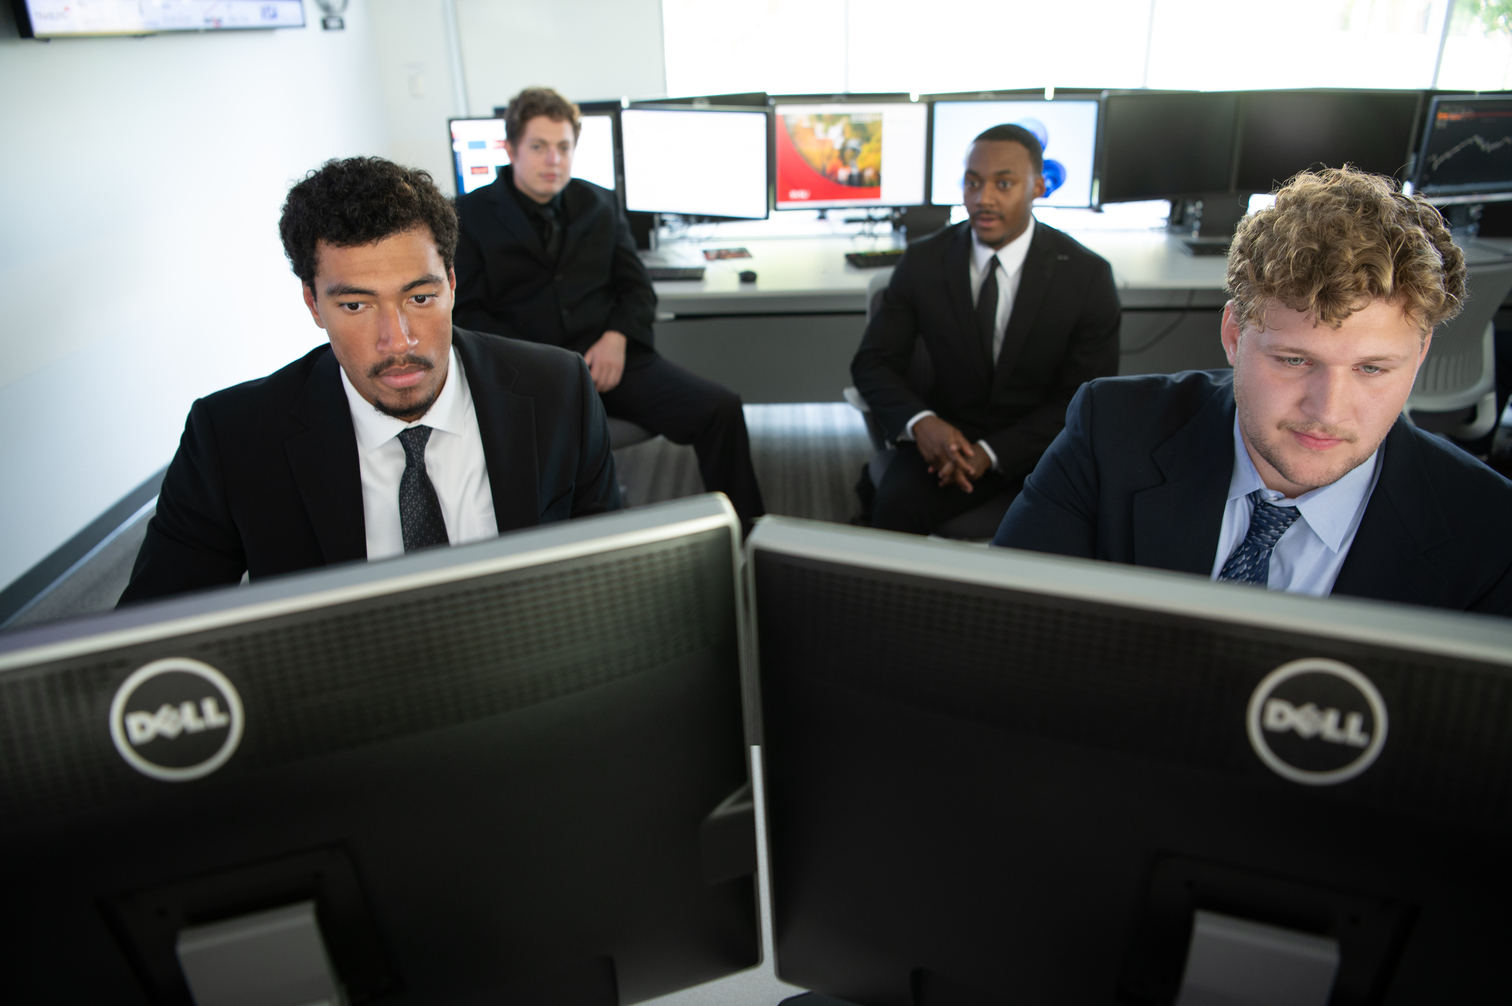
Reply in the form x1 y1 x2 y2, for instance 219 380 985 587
1227 413 1383 553
340 345 471 455
971 215 1035 277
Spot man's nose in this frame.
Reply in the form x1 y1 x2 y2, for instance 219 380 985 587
376 303 418 352
1303 366 1352 427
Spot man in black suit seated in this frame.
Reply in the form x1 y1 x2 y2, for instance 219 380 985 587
851 124 1121 535
453 87 765 530
121 157 620 604
996 167 1512 615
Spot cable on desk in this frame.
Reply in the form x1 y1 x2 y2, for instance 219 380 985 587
1120 290 1197 355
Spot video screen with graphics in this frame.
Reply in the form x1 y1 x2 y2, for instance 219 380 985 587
1412 95 1512 200
620 108 770 219
16 0 304 37
774 102 928 210
930 100 1100 208
449 115 616 196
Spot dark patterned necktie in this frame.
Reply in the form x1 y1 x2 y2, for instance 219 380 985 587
977 254 1000 366
397 425 449 552
1218 489 1303 586
540 202 562 262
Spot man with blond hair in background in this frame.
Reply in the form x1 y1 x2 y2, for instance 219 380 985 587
995 167 1512 615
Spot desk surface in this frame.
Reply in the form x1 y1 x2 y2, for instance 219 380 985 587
645 225 1512 317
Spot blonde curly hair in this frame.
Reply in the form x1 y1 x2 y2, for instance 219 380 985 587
1226 167 1465 338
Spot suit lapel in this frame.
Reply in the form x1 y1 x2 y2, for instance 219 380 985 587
488 167 550 267
454 328 541 532
991 222 1055 393
1331 420 1451 605
1131 379 1235 575
943 224 979 367
557 182 590 268
284 350 368 564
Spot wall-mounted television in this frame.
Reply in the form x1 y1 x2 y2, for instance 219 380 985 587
12 0 306 38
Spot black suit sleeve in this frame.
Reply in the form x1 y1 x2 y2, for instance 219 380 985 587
453 224 528 340
850 255 932 442
604 203 657 350
119 400 248 605
982 255 1121 479
992 380 1102 556
570 353 625 517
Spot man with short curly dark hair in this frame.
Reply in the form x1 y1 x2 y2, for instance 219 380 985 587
121 156 621 604
996 167 1512 615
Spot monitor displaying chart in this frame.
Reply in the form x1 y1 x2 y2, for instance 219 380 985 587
930 100 1100 208
620 107 770 219
1412 95 1512 201
16 0 304 37
450 115 616 196
773 102 928 210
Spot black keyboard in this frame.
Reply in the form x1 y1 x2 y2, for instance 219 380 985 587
1182 241 1231 257
846 250 905 269
647 266 706 281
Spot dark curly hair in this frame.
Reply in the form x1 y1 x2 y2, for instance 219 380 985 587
279 157 459 287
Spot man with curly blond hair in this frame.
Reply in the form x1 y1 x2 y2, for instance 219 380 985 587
995 167 1512 614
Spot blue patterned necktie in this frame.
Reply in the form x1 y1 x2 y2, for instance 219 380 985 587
1218 490 1303 586
397 425 449 552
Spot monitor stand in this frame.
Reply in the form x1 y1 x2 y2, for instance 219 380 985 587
176 901 345 1006
1169 193 1250 254
1174 910 1338 1006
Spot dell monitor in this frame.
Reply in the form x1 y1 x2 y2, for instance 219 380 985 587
1234 89 1422 193
12 0 304 37
0 496 758 1005
772 100 929 210
929 99 1101 208
449 113 617 196
620 107 771 219
1099 91 1240 203
751 517 1512 1005
1410 94 1512 203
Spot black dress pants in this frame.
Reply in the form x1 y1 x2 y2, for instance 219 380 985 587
870 442 1017 536
599 345 766 528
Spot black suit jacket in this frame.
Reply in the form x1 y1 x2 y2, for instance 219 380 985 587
454 166 657 354
994 370 1512 615
121 328 622 604
850 220 1121 480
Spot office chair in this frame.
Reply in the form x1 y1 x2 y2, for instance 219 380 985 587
843 269 1017 541
1405 259 1512 443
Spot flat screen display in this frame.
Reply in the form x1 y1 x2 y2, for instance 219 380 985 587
450 114 616 196
1234 90 1420 192
773 102 928 210
1411 95 1512 200
1100 91 1240 202
16 0 304 37
931 99 1100 208
620 108 770 219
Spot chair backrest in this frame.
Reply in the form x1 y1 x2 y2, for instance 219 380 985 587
1410 260 1512 410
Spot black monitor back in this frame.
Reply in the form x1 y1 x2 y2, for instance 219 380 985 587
751 518 1512 1006
0 496 757 1005
1234 90 1422 193
1099 91 1239 203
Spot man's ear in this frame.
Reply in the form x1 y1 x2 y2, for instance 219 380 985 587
1220 301 1242 367
1033 172 1047 200
302 284 326 330
448 267 457 292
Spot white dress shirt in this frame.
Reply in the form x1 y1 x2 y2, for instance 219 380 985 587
1209 414 1383 596
339 347 499 561
903 218 1038 471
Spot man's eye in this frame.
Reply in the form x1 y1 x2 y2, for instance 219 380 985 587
413 294 433 305
1359 364 1383 375
339 302 363 312
1281 356 1308 366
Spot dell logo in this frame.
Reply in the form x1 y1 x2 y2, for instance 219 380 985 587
109 658 244 782
1246 658 1387 786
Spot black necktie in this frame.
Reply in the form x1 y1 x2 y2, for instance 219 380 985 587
539 202 562 262
1218 490 1303 586
397 426 449 552
977 255 1000 367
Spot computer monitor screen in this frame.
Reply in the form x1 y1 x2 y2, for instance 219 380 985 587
1234 90 1421 193
0 496 758 1004
14 0 304 37
450 114 617 196
1411 95 1512 201
773 102 928 210
751 518 1512 1005
620 108 770 219
1100 91 1240 202
930 99 1100 208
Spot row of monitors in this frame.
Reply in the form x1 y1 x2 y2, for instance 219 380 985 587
451 89 1512 220
4 495 1510 1000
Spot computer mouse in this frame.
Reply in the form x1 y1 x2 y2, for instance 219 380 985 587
739 270 757 283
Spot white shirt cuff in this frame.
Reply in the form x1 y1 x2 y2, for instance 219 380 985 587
977 439 999 472
901 410 937 441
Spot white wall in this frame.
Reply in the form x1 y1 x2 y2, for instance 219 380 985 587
0 4 391 591
455 0 667 115
369 0 467 194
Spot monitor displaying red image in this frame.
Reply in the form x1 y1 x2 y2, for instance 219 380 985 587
774 102 928 210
